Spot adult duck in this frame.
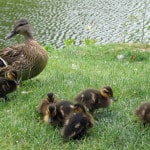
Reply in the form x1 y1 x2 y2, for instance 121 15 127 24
0 19 48 81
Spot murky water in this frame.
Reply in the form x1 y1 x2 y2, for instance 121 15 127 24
0 0 150 48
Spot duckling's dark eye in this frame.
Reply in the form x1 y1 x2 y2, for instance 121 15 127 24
104 90 110 94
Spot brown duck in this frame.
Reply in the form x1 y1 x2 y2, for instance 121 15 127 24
0 70 19 100
75 86 115 113
44 103 59 126
37 92 57 116
44 100 75 126
61 103 94 140
0 19 48 81
135 102 150 126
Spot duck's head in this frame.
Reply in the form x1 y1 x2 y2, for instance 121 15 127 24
47 104 57 123
47 92 56 103
100 86 115 101
6 70 19 85
5 19 33 40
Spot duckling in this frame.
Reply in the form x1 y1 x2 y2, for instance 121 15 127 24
135 102 150 126
55 100 75 124
75 86 115 113
37 92 57 116
44 100 75 126
0 70 19 100
61 103 94 140
0 18 48 81
44 103 58 125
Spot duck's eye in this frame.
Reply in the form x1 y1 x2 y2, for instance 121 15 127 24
19 23 24 26
18 22 28 27
104 90 110 94
18 23 27 27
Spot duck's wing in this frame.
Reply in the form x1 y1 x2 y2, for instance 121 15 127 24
0 43 25 65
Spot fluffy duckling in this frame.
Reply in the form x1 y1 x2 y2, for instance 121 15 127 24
61 103 94 140
0 18 48 81
0 70 19 100
135 102 150 126
37 92 57 116
44 103 60 126
44 100 74 126
75 86 115 113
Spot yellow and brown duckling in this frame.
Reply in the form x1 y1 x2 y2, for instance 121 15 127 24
37 92 57 116
44 103 60 126
0 70 19 100
75 86 115 113
44 100 75 126
61 103 94 140
0 18 48 81
135 102 150 126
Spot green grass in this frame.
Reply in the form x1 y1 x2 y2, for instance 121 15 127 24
0 43 150 150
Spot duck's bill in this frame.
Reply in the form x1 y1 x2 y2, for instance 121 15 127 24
111 97 115 101
14 79 19 85
49 118 53 123
5 30 17 40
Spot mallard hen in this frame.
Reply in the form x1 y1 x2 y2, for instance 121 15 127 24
61 103 94 140
0 19 48 81
135 102 150 126
75 86 115 113
0 70 19 100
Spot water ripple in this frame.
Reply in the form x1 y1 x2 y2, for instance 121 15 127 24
0 0 149 48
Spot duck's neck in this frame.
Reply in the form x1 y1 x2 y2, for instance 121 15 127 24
23 31 34 40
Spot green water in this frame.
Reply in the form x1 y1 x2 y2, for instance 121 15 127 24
0 0 150 48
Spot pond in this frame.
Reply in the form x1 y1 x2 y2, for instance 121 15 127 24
0 0 150 48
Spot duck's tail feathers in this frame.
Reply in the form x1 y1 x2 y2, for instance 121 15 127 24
0 57 7 67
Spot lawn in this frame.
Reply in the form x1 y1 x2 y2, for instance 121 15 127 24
0 43 150 150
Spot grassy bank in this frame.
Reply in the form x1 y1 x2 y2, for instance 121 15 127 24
0 43 150 150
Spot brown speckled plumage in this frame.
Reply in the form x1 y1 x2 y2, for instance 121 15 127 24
0 19 48 81
75 86 114 113
44 100 75 126
61 104 94 140
0 70 19 100
135 102 150 126
37 92 57 116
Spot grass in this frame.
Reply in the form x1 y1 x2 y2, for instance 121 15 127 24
0 43 150 150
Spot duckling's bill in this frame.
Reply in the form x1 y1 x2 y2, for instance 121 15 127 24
14 79 19 86
49 117 53 123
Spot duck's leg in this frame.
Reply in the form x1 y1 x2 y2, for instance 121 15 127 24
143 122 147 127
4 95 8 100
0 96 8 102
